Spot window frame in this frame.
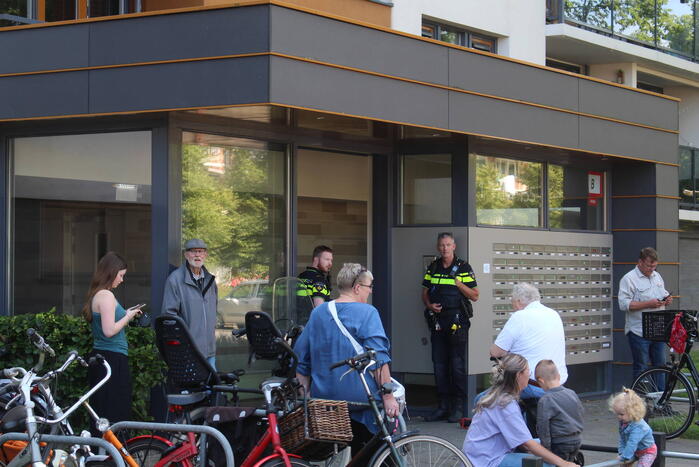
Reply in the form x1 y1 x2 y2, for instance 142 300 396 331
471 152 609 233
421 20 498 54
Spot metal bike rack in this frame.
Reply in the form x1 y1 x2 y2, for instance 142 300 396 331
0 432 126 467
110 420 235 467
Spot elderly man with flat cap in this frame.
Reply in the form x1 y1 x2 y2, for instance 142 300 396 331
162 239 218 368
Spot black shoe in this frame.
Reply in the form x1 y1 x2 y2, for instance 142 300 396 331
424 406 449 422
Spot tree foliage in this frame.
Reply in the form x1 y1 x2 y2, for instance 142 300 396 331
0 308 165 430
181 143 284 281
564 0 695 54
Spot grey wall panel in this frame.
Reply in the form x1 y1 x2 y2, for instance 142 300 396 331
656 198 679 230
269 6 449 86
0 25 90 75
579 117 678 164
613 231 657 261
391 226 469 374
0 72 89 120
612 198 656 229
579 80 678 131
611 162 655 196
449 91 579 149
269 56 448 129
679 237 699 309
89 7 269 67
657 231 679 264
656 164 680 197
448 49 579 111
88 57 269 114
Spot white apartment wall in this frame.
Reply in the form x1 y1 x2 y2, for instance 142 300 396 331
666 86 699 149
391 0 546 65
588 63 637 87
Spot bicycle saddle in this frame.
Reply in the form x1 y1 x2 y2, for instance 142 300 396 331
166 392 210 407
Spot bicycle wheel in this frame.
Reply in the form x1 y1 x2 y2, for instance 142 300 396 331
126 437 184 467
259 457 314 466
632 367 696 439
368 434 472 467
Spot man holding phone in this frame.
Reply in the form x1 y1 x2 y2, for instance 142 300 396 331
162 239 218 368
618 247 673 383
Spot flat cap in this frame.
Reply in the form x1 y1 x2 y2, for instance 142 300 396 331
184 238 207 250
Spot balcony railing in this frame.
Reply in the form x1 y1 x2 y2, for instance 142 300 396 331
0 0 139 27
548 0 699 62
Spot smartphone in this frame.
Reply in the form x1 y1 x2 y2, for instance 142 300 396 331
661 293 671 302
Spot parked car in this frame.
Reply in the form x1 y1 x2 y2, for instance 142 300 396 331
216 279 269 328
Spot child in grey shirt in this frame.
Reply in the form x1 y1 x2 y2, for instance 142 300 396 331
535 360 584 462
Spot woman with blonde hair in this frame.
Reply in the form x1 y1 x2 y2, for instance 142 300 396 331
294 263 399 455
83 251 143 435
462 353 578 467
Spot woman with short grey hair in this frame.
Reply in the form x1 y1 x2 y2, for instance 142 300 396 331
336 263 374 293
294 263 399 455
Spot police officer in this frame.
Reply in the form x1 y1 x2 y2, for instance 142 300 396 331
422 232 479 422
298 245 333 308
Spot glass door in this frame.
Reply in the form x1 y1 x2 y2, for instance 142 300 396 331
295 149 372 294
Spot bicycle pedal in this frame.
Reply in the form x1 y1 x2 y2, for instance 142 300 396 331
459 417 472 429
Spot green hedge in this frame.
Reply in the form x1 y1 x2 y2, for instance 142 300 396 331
0 309 166 430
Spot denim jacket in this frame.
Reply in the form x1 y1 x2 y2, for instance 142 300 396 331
618 420 655 461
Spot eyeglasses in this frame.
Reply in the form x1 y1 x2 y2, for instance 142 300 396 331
358 283 374 290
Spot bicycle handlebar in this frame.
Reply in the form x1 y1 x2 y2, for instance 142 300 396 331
330 349 376 370
27 328 55 357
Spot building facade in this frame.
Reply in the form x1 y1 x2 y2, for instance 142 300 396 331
0 0 680 400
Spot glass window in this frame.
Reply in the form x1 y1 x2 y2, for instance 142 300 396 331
11 131 152 315
470 33 497 53
679 146 696 208
1 0 28 26
400 154 452 225
475 154 542 227
181 132 286 371
548 164 605 231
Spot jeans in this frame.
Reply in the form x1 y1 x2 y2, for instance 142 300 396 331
627 332 666 386
431 330 467 399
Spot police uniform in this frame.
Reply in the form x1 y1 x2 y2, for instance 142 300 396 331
298 266 332 302
422 256 477 422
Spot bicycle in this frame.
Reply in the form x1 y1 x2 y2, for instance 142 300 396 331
125 337 312 467
1 329 150 467
323 349 472 467
0 331 120 466
631 309 699 439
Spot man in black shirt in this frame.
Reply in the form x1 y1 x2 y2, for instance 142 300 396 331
422 232 479 422
298 245 333 308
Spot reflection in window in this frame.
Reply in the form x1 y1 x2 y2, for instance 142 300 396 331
679 146 697 208
421 21 497 53
400 154 452 224
475 155 542 227
181 132 286 371
548 165 605 231
12 132 152 315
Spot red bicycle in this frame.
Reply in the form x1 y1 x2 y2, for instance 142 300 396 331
125 339 310 467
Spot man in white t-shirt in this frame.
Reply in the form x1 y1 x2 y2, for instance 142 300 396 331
490 282 568 399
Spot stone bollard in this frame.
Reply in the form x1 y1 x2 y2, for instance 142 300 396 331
651 432 666 467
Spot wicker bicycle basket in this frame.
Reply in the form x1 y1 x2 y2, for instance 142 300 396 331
278 399 353 460
642 311 676 342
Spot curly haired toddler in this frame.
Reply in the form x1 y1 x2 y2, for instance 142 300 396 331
609 388 657 467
